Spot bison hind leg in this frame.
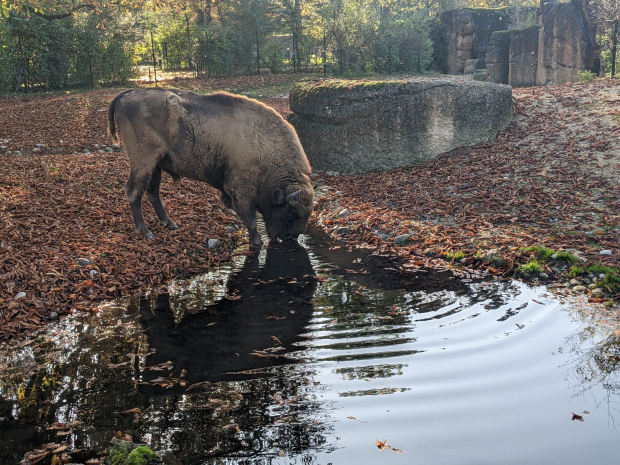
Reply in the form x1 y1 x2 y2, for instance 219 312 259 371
147 167 178 231
125 173 155 239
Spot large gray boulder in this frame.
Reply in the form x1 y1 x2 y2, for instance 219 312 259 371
288 77 513 174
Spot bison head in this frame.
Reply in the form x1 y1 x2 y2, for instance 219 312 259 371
263 185 314 243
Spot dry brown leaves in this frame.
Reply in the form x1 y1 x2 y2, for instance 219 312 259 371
313 79 620 286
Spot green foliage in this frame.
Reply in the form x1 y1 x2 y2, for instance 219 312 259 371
0 10 139 93
517 259 543 275
569 264 620 291
262 38 285 73
579 70 597 83
522 246 579 264
108 445 130 465
446 250 465 262
324 1 433 75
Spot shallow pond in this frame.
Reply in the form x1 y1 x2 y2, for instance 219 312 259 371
1 227 620 464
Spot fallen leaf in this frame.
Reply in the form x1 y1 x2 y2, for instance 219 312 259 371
147 361 174 371
122 408 141 414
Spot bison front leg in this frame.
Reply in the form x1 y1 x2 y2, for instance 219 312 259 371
226 193 262 247
244 216 263 247
147 167 178 231
125 171 155 239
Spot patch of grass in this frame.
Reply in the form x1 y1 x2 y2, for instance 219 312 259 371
554 251 580 264
522 246 579 264
446 250 465 262
489 255 506 267
518 259 543 275
569 264 620 291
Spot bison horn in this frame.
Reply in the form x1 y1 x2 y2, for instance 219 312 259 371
286 190 302 202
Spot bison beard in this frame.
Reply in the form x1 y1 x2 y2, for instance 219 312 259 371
107 88 314 247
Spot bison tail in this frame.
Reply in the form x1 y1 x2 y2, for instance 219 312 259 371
107 89 133 143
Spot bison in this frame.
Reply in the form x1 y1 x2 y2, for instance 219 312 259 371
107 88 314 247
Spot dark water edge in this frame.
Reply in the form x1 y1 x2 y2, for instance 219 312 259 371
1 227 620 464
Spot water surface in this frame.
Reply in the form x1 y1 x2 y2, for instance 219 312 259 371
1 227 619 464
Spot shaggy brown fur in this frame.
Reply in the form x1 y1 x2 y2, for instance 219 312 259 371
108 88 314 246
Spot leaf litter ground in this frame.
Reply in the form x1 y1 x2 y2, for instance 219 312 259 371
1 75 619 342
312 79 619 298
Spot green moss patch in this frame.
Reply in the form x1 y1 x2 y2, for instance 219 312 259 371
517 259 543 275
127 447 160 465
291 77 409 102
446 250 465 262
106 443 161 465
522 246 580 264
569 264 620 292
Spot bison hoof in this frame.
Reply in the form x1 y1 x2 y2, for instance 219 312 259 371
138 229 155 239
161 220 179 230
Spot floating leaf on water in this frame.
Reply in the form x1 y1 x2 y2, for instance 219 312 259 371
107 361 129 369
185 381 211 392
146 360 174 371
121 408 141 414
375 439 402 452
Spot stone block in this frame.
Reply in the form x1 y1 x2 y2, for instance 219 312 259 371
509 25 540 87
288 77 513 174
486 30 511 84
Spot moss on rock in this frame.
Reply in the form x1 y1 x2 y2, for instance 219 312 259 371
106 442 162 465
126 446 160 465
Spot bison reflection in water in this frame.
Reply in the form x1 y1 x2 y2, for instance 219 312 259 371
0 243 331 463
139 241 317 385
108 88 314 246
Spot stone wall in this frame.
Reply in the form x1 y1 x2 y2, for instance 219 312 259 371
288 78 513 174
486 30 511 84
509 25 540 86
536 0 600 85
435 1 600 87
440 8 515 75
